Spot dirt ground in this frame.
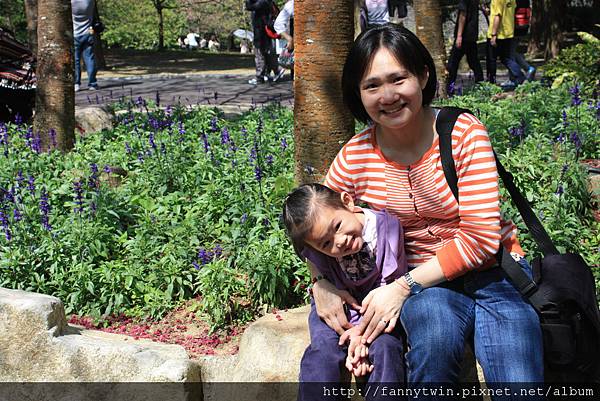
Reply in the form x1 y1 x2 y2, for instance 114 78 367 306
98 48 256 78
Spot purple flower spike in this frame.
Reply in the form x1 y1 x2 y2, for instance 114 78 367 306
570 84 582 107
221 127 230 145
40 188 52 231
27 175 35 196
73 180 84 214
280 137 288 152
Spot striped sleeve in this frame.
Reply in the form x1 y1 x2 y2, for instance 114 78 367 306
325 134 359 197
436 114 502 280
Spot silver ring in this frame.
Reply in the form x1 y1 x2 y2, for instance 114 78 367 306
379 319 388 325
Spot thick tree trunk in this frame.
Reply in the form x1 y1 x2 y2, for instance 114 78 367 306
34 0 75 152
294 0 355 184
414 0 447 98
24 0 38 55
527 0 545 56
93 1 106 69
546 0 565 59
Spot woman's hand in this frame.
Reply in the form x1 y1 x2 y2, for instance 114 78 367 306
356 283 410 344
312 279 361 335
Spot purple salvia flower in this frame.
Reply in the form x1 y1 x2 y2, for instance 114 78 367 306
73 180 84 214
40 188 52 231
249 147 257 162
221 127 230 145
241 127 248 139
90 201 97 216
192 260 201 270
14 113 22 125
210 117 218 132
254 165 263 182
137 152 144 163
16 170 24 188
240 213 248 224
27 175 35 197
125 142 132 154
178 120 185 143
200 131 210 153
555 184 564 196
103 165 111 174
49 128 57 148
0 210 11 241
280 137 288 152
570 131 582 151
149 133 157 150
561 164 569 175
13 208 22 222
266 154 273 165
570 84 582 106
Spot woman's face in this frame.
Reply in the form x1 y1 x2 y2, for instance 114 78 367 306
359 47 428 130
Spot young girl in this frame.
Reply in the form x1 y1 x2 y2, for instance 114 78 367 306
282 183 407 401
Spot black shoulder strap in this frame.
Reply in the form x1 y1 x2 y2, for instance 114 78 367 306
436 106 542 300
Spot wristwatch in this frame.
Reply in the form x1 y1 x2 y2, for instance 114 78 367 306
403 272 423 295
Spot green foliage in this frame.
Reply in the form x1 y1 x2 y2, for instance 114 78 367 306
99 0 187 49
543 31 600 91
437 81 599 276
0 0 28 44
0 103 308 328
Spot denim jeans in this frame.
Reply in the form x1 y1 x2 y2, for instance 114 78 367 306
400 261 543 399
298 302 406 401
486 38 525 84
74 33 97 88
446 40 484 92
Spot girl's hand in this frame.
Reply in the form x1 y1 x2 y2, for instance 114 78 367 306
357 283 409 344
312 279 361 335
345 334 372 377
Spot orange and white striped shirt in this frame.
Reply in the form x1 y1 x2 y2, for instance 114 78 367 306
325 112 523 280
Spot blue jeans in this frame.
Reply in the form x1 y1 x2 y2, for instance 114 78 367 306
486 38 525 84
400 261 543 398
74 33 97 87
298 302 406 401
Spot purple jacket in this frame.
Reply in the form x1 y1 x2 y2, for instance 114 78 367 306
302 209 408 325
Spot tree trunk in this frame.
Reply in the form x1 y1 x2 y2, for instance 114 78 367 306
157 7 165 50
93 1 106 69
24 0 38 55
294 0 355 184
413 0 447 98
34 0 75 152
527 0 545 56
546 0 565 59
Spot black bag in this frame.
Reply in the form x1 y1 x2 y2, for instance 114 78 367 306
436 106 600 383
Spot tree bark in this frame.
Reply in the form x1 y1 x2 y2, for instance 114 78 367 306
34 0 75 152
294 0 355 184
24 0 39 55
413 0 447 98
93 1 106 69
157 6 165 50
527 0 544 56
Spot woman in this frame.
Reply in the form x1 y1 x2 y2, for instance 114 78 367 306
312 24 543 388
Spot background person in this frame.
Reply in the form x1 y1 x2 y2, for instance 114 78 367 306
446 0 484 94
484 0 525 88
312 24 544 391
245 0 285 85
274 0 294 78
509 0 536 82
71 0 99 91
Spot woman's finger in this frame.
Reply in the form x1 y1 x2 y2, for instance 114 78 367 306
384 315 399 334
359 292 373 314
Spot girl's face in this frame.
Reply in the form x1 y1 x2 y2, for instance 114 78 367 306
359 47 428 130
305 193 365 258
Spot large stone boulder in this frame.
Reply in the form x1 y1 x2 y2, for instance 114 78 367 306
0 288 201 401
75 106 114 135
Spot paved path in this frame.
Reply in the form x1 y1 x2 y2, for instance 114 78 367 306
75 73 294 110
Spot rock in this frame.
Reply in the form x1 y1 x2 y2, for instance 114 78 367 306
0 288 200 401
75 106 113 135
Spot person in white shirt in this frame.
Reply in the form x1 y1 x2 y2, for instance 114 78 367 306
186 32 199 49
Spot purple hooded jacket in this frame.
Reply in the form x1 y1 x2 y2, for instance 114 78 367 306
302 209 408 325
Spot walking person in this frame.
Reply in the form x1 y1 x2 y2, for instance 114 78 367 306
71 0 99 91
484 0 525 89
274 0 294 78
446 0 484 94
360 0 390 32
509 0 536 82
245 0 285 85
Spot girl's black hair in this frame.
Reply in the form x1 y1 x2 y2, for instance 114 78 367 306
341 24 437 124
282 183 346 258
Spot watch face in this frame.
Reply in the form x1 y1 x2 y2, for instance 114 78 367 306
410 283 424 295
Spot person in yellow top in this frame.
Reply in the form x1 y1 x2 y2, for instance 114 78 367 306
484 0 525 88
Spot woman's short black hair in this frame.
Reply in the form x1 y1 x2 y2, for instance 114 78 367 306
341 24 437 124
